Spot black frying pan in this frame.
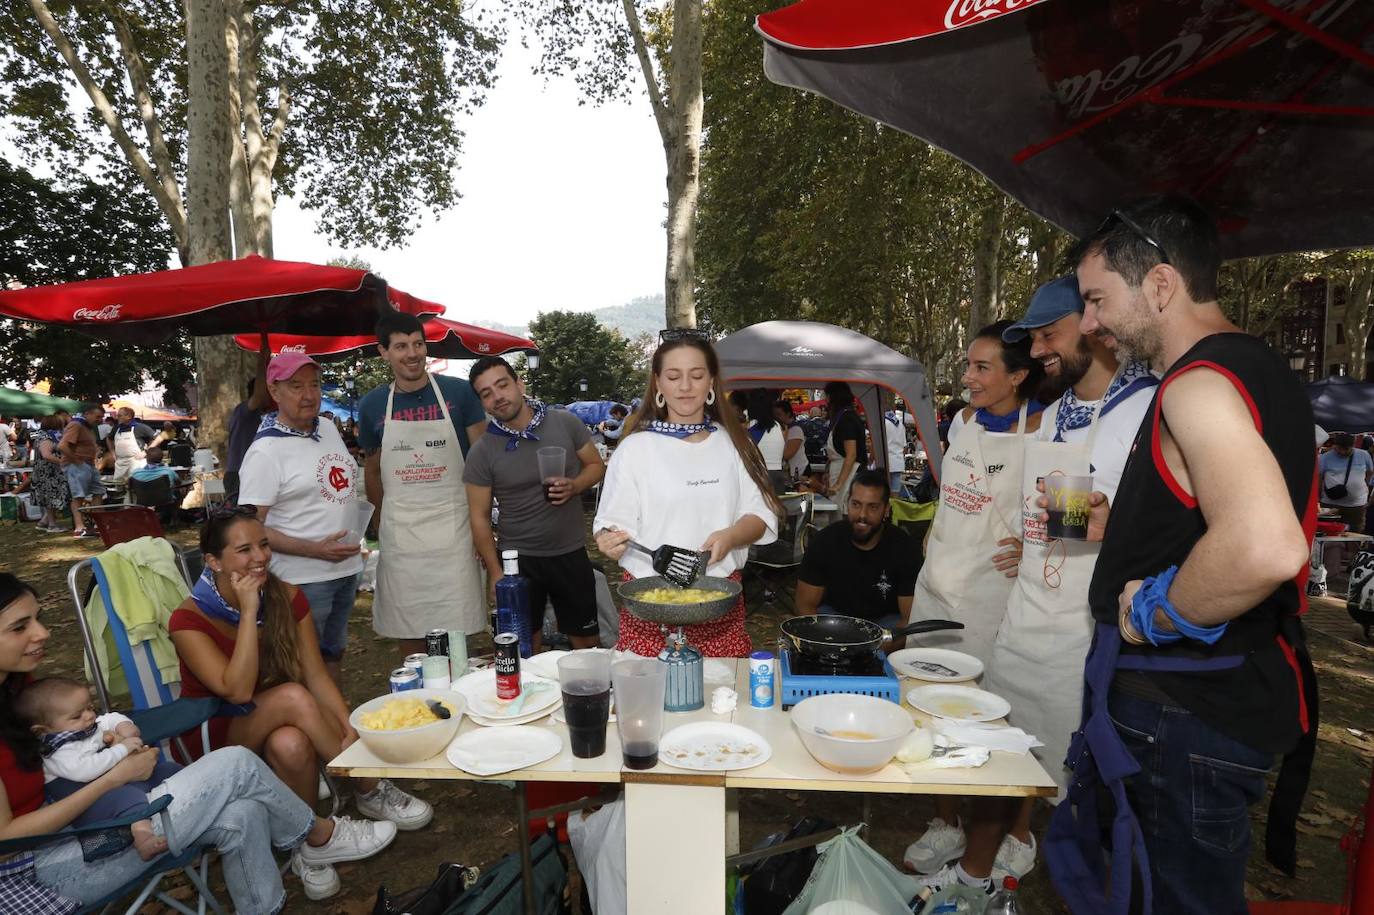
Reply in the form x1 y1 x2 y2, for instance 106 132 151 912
780 614 964 661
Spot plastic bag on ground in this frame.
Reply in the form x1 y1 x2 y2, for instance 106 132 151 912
782 825 921 915
566 795 626 915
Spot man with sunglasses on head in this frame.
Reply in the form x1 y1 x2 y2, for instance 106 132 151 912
1045 195 1316 915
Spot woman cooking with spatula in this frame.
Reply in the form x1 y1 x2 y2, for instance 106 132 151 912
594 330 784 656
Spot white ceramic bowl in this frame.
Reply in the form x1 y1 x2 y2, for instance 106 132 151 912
790 693 914 775
349 689 466 764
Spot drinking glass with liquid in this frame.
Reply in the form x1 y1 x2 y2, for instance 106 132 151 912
537 446 567 503
611 658 667 770
558 650 613 759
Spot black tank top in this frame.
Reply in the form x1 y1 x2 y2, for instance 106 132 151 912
1088 333 1317 754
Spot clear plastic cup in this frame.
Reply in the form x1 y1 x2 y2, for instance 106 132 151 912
611 658 667 770
350 501 375 544
1043 475 1093 540
558 651 613 759
536 447 566 503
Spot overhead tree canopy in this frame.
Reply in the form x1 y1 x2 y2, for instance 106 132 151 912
517 310 644 405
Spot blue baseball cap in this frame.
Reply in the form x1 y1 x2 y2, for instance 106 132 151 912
1002 275 1083 342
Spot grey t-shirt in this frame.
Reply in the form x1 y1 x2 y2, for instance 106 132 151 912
462 408 593 556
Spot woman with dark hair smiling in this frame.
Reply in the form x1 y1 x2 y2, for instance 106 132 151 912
0 573 391 911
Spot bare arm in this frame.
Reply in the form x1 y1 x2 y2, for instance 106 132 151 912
782 433 802 463
294 612 353 735
364 449 383 522
1128 370 1309 629
0 748 159 841
57 427 77 460
247 334 271 411
465 420 486 451
569 441 605 494
38 439 60 464
465 482 502 584
794 581 824 614
254 505 358 564
169 586 263 705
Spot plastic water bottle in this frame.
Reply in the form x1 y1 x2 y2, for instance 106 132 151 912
494 550 533 658
985 876 1021 915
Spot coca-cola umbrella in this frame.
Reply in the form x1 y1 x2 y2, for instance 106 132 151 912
232 315 538 362
0 255 441 344
756 0 1374 257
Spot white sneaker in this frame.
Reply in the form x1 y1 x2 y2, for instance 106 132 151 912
290 849 341 901
914 862 993 894
992 832 1037 882
903 817 966 874
355 778 433 831
318 774 332 802
298 816 396 866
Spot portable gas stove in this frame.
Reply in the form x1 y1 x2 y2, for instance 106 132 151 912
777 646 902 710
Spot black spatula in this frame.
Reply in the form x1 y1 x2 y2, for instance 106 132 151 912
624 539 708 588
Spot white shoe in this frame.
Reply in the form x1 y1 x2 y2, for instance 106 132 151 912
914 862 993 894
903 817 966 874
355 778 433 831
992 832 1037 881
298 816 396 866
290 849 341 901
318 774 332 802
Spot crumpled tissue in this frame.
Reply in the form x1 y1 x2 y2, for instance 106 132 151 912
710 686 737 714
930 719 1043 755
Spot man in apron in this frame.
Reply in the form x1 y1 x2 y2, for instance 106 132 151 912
359 312 489 658
1046 198 1317 914
913 276 1155 892
109 407 155 483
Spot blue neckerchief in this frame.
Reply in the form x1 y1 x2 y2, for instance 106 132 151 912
975 400 1045 433
41 724 98 758
645 419 716 439
1052 361 1158 443
486 398 548 452
253 411 320 442
190 567 264 627
72 417 89 427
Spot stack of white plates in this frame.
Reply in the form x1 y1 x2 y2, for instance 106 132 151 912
454 670 563 726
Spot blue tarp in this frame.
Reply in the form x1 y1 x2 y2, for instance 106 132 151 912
318 393 359 421
563 400 628 426
1307 377 1374 432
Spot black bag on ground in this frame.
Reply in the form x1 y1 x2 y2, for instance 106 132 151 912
741 815 836 915
373 862 480 915
445 832 569 915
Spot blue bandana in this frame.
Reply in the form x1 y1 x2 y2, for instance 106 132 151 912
1052 361 1158 443
645 419 717 439
190 567 264 627
41 724 98 758
975 400 1045 434
253 411 320 442
486 398 547 452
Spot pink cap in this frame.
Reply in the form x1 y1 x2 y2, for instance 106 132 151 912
266 352 319 384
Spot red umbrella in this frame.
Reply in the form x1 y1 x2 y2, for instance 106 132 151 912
233 315 537 363
0 255 441 343
756 0 1374 257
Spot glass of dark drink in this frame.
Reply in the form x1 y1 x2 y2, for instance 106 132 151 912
557 651 612 759
1044 474 1093 540
611 658 667 770
537 446 567 503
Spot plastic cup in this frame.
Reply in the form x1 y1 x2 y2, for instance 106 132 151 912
350 501 375 544
611 658 667 770
536 447 566 502
558 651 613 759
1043 475 1093 540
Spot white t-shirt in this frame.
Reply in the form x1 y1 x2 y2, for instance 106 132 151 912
1034 383 1154 503
885 415 905 470
594 430 779 579
784 424 809 479
238 420 364 584
753 422 785 471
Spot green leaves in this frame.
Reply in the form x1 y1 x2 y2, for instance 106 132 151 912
517 310 645 404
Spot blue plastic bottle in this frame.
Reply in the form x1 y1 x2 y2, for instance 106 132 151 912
495 550 533 658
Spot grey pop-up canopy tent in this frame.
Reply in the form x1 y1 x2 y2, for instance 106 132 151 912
715 320 943 478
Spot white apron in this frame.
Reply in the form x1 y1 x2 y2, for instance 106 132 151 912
373 375 487 637
911 403 1030 667
112 428 146 483
826 411 859 503
985 394 1106 799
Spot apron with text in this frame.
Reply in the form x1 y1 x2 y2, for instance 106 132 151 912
373 375 486 637
910 403 1028 667
112 427 146 482
984 396 1104 799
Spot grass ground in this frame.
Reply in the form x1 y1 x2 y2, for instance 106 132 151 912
1 507 1366 913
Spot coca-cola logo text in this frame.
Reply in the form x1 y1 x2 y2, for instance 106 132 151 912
944 0 1040 31
280 344 307 353
73 305 122 321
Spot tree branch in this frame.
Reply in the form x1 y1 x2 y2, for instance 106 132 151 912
621 0 671 144
264 82 290 169
28 0 188 253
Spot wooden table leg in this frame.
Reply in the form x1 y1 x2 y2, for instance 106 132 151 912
625 781 725 913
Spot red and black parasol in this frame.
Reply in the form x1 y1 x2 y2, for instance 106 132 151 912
233 315 537 363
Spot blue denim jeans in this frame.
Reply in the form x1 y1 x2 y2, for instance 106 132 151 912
297 573 360 661
36 746 314 915
1107 690 1274 914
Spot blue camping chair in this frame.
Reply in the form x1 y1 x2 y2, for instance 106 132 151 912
0 702 228 914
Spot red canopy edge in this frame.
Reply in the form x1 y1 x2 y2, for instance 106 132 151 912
754 0 1053 51
233 316 537 362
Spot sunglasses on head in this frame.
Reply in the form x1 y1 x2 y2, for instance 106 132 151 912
1097 209 1171 266
658 328 711 344
210 504 257 521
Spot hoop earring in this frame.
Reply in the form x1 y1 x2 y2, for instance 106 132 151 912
706 390 716 405
655 391 666 408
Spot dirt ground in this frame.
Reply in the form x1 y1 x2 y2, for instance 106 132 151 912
1 507 1367 914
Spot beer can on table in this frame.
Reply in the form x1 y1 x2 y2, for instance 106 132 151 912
447 629 468 680
749 651 775 708
389 667 420 693
494 633 521 700
403 653 427 675
425 629 449 659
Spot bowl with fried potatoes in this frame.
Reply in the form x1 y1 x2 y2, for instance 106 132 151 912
349 689 465 763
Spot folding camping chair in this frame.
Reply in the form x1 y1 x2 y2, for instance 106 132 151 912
746 492 818 613
83 505 165 548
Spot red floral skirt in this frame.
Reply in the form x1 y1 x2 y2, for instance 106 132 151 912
616 571 752 658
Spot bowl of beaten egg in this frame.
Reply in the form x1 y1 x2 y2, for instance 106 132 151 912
349 690 465 764
790 693 914 775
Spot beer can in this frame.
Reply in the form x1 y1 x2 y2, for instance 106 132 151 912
425 629 449 659
494 633 521 700
447 629 468 680
389 667 421 693
749 651 775 708
403 653 427 675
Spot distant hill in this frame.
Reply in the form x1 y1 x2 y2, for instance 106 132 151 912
592 294 662 340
